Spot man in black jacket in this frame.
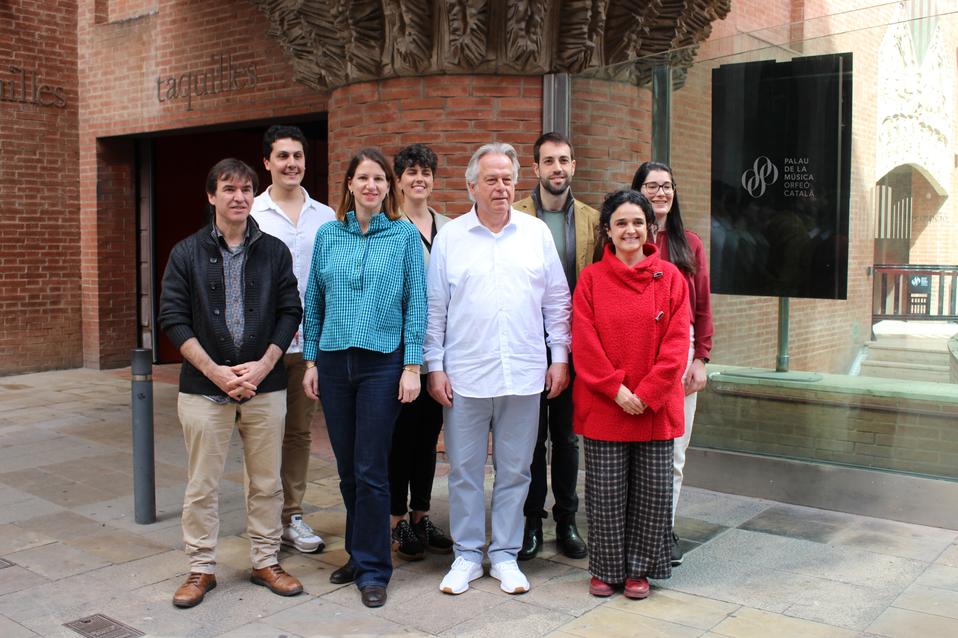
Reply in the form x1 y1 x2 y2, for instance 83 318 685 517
159 158 304 608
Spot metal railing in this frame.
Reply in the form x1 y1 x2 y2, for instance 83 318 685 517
872 264 958 322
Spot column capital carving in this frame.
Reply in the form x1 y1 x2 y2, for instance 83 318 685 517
250 0 731 90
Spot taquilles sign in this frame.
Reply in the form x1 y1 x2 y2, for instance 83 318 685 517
0 64 67 108
156 53 258 111
710 54 852 300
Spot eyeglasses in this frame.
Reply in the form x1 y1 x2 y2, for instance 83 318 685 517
641 182 674 194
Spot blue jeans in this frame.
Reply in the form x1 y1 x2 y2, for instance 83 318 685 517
317 347 403 589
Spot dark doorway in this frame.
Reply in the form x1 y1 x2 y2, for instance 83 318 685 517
142 119 329 363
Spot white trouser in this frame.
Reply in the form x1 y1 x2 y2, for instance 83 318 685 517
673 326 696 525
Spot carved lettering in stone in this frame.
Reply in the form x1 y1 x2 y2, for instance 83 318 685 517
447 0 489 68
556 0 608 73
384 0 434 74
504 0 549 71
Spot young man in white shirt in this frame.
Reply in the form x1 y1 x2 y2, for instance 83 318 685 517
250 125 335 554
425 143 572 596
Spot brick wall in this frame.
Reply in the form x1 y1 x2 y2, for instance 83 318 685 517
569 78 653 211
75 0 331 369
0 1 81 374
327 75 542 217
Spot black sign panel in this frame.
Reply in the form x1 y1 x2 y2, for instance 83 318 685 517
710 54 852 299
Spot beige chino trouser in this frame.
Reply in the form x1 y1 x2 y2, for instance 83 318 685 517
281 353 319 524
178 390 286 573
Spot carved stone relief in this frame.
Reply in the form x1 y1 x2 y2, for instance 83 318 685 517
249 0 731 90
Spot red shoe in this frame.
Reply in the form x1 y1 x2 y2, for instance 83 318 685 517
624 577 650 599
589 577 615 597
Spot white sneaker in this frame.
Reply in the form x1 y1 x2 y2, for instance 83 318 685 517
439 557 484 595
490 560 529 594
281 514 325 553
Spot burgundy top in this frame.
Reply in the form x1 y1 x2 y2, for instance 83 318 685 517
655 229 713 361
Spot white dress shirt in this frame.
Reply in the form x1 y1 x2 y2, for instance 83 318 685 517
251 186 335 353
424 207 572 398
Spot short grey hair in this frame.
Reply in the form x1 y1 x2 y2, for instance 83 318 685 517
464 143 520 202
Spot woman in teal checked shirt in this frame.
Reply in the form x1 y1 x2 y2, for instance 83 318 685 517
302 147 427 608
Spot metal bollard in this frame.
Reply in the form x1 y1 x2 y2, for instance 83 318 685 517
131 348 156 524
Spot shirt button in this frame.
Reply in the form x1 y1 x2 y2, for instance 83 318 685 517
213 309 221 316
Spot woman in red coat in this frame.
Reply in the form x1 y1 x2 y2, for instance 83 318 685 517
572 189 690 599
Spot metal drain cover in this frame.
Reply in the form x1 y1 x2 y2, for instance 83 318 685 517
64 614 144 638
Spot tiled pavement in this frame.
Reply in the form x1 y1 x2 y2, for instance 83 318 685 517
0 367 956 637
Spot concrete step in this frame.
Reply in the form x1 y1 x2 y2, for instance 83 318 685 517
860 359 951 383
865 342 951 366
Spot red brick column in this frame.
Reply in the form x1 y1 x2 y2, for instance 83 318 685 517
327 75 543 217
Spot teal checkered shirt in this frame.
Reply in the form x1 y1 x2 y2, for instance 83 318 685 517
303 212 426 365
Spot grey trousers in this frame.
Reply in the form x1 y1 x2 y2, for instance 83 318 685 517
443 392 540 565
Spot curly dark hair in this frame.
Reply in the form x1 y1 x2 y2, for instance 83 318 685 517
393 143 438 177
598 189 655 254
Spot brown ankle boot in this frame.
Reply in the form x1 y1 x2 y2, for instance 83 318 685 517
250 563 303 596
172 572 216 608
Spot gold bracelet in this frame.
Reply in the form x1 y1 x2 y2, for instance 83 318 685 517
402 365 420 374
305 361 316 369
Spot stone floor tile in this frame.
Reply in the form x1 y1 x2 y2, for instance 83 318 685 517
606 588 739 631
86 549 186 590
439 598 575 637
694 529 927 589
865 607 958 637
556 605 704 638
892 583 958 619
664 553 803 613
0 614 39 637
304 509 347 538
0 565 49 596
212 621 306 637
481 564 603 617
677 488 772 528
66 529 170 563
783 577 898 630
738 505 850 543
302 481 347 508
912 563 958 592
0 496 64 526
710 607 857 637
15 511 111 540
0 523 57 555
826 517 958 562
5 542 111 580
675 516 730 544
935 542 958 567
266 596 417 637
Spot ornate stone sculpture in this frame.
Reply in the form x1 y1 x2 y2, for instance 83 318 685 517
446 0 490 69
249 0 731 89
384 0 434 74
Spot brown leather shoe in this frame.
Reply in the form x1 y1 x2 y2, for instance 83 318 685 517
172 572 216 608
250 563 303 596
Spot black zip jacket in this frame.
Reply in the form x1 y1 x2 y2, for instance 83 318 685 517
158 218 302 396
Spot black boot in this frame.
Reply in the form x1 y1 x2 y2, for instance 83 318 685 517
555 519 588 559
518 518 543 561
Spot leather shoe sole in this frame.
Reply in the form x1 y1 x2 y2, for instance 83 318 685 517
361 585 387 608
330 561 356 584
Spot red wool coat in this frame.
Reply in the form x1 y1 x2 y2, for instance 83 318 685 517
572 243 691 442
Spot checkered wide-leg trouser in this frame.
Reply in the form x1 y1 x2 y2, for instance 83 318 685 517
584 437 674 583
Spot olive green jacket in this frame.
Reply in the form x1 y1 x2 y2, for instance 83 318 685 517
514 189 600 278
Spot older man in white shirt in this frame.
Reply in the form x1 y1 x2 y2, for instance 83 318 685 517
425 142 572 596
251 125 335 555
